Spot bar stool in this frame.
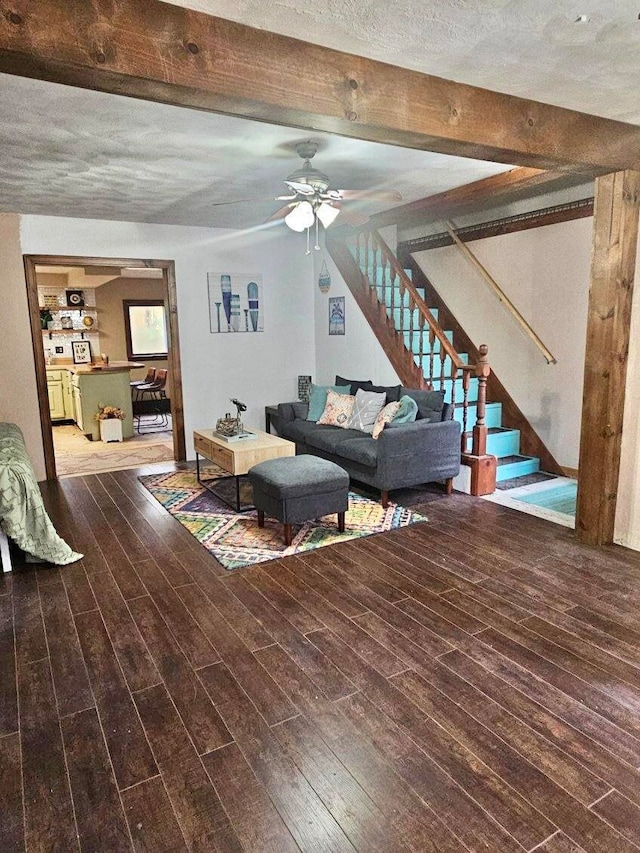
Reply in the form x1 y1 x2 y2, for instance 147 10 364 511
130 367 156 401
135 369 169 432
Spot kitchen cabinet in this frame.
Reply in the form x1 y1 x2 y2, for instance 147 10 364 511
47 381 66 420
46 368 74 421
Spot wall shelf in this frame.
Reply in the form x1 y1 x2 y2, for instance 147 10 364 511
41 329 94 340
39 305 100 312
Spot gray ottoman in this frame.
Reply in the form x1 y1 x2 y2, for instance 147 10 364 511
248 455 350 546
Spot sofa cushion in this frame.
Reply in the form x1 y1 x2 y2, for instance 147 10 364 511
363 383 401 403
317 390 356 428
392 395 419 424
420 409 444 423
284 419 326 443
347 389 387 434
335 375 373 395
401 387 445 419
307 383 350 421
306 426 364 455
338 437 379 468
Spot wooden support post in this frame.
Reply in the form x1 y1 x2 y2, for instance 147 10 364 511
576 170 640 546
462 454 497 496
471 344 490 458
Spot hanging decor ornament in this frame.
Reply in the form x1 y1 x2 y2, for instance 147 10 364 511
318 260 331 294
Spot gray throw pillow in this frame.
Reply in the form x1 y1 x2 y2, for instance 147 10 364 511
401 387 445 419
335 375 373 395
347 389 387 434
363 383 402 403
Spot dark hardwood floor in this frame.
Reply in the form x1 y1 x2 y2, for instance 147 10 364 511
3 466 640 851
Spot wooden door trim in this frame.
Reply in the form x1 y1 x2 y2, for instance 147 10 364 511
23 254 186 480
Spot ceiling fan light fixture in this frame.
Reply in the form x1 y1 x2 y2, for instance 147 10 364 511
284 200 314 232
317 202 341 228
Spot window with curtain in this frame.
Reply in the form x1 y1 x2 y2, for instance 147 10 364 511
123 299 168 360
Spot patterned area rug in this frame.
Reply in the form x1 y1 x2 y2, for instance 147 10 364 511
139 467 426 570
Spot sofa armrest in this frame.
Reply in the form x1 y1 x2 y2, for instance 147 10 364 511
277 401 308 424
376 419 461 487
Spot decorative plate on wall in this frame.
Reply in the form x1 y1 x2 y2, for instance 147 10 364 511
66 289 85 307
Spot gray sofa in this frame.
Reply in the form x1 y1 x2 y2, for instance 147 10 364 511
275 384 461 505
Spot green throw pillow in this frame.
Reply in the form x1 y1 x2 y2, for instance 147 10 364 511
307 384 350 421
392 395 419 424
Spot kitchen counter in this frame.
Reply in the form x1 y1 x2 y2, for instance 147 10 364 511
69 361 144 375
46 362 143 440
48 361 144 375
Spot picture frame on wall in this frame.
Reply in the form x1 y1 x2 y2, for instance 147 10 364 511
72 339 93 364
207 272 264 333
329 296 345 336
65 289 85 307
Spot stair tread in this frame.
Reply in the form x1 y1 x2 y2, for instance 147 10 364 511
497 454 537 466
463 427 519 437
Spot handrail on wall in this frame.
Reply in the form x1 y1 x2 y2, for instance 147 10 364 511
444 220 557 365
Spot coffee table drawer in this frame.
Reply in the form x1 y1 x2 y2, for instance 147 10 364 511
194 433 212 457
195 434 233 471
208 442 234 471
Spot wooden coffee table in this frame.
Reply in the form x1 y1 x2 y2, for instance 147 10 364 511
193 428 295 511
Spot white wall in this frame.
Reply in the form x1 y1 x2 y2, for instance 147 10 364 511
413 218 592 469
15 216 315 468
0 214 47 478
313 226 401 387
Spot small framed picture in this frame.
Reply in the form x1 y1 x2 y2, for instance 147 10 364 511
72 340 93 364
329 296 345 335
297 375 312 402
66 289 85 307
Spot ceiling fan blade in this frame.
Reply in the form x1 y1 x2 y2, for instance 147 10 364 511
266 203 296 223
337 207 370 227
209 195 281 207
284 180 315 196
331 189 403 202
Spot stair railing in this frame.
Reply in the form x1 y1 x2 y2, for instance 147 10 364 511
351 228 490 455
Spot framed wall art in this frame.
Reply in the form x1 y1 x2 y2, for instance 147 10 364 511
329 296 345 336
72 339 93 364
65 289 85 307
207 272 263 333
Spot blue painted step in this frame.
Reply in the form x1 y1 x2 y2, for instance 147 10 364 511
454 401 502 430
428 377 479 404
404 329 453 352
496 455 540 481
486 428 521 458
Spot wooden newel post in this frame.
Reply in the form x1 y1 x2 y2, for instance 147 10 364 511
472 344 490 457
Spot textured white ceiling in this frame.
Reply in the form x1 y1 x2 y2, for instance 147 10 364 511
0 74 511 228
168 0 640 123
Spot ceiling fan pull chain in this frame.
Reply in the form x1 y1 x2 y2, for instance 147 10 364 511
315 215 321 251
306 226 311 256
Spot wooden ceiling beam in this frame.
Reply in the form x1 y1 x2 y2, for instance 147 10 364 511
1 0 640 173
368 167 589 230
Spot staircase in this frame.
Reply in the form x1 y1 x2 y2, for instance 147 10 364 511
326 229 542 487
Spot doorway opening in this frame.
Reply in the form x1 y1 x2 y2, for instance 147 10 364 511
24 255 186 480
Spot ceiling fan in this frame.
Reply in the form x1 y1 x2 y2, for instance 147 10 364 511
211 141 402 251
